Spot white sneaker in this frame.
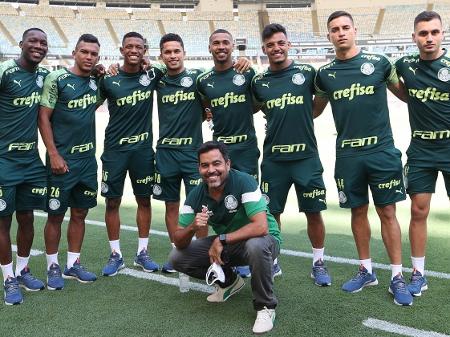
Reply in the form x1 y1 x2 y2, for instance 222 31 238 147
252 307 276 334
206 275 245 302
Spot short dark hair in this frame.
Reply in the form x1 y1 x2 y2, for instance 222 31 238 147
160 33 184 50
22 28 46 40
327 11 354 28
414 11 442 28
262 23 287 41
198 141 229 162
122 31 145 46
76 34 100 48
209 29 233 43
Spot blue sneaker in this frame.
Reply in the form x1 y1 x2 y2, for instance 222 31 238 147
407 270 428 297
47 263 64 290
235 265 251 278
102 252 125 277
63 259 97 283
17 267 45 291
311 260 331 286
272 262 282 278
134 249 159 272
342 266 378 293
4 277 23 305
161 261 176 273
389 274 413 306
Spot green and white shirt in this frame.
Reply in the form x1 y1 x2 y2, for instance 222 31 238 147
315 51 398 157
179 169 281 245
0 59 49 157
40 68 98 159
252 61 318 161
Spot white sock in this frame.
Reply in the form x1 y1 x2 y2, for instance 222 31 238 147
1 262 14 282
138 237 148 254
360 258 372 274
312 247 325 265
67 252 80 269
15 255 30 275
391 264 403 280
273 257 278 265
109 240 122 257
411 256 425 275
46 253 59 270
171 242 176 249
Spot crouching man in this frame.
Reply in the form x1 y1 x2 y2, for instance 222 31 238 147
170 141 281 334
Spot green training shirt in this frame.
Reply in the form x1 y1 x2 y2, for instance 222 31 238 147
315 50 398 157
156 68 203 151
99 65 165 152
197 67 257 149
396 50 450 163
179 169 281 245
252 61 318 161
40 68 98 159
0 59 49 157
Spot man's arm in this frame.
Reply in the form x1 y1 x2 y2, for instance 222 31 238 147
388 80 407 103
313 95 329 119
38 106 68 174
173 210 209 249
208 211 268 265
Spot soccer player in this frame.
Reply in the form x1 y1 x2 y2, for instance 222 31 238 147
153 33 204 273
39 34 100 290
252 23 330 285
98 32 164 277
197 29 259 278
0 28 48 305
170 141 281 334
395 11 450 297
314 11 413 306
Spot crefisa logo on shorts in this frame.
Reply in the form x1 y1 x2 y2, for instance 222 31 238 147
153 184 162 196
101 182 109 194
0 199 7 212
48 198 60 211
224 195 238 212
338 191 347 204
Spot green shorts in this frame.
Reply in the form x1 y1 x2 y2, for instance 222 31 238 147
405 146 450 196
153 149 201 202
101 147 155 198
46 156 97 214
260 155 327 214
0 154 46 216
228 145 260 181
334 147 406 208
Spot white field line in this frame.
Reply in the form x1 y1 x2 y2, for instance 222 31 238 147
118 268 214 293
11 245 44 256
363 318 450 337
34 211 450 279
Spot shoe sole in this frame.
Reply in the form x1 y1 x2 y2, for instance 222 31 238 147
102 263 125 277
411 284 428 297
19 284 45 292
161 268 177 274
388 287 413 306
207 278 245 303
344 279 378 293
4 299 23 305
47 284 64 291
62 274 96 283
310 274 331 287
133 262 158 273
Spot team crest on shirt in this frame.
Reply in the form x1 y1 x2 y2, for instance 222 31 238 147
338 191 347 204
101 182 109 194
153 184 162 196
232 74 246 86
36 75 44 88
0 199 6 212
438 68 450 82
180 76 193 88
262 194 270 205
360 62 375 75
48 198 60 211
292 73 305 85
89 79 97 91
139 74 151 87
224 195 238 211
